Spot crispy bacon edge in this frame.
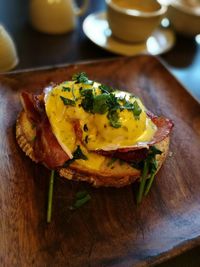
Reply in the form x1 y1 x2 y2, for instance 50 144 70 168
20 91 69 169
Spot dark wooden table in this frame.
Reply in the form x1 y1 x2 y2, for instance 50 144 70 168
0 0 200 266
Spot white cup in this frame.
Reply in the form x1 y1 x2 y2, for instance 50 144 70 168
30 0 89 34
106 0 168 43
0 25 18 72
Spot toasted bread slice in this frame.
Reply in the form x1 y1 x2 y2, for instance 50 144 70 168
16 111 37 162
16 111 169 187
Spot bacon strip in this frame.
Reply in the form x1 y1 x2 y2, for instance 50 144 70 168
150 116 174 145
34 117 69 169
21 91 69 169
20 91 41 123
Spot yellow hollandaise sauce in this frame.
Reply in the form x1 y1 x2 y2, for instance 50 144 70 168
45 74 157 170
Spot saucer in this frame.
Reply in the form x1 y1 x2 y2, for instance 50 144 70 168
83 12 175 56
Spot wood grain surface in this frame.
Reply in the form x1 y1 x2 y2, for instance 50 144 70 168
0 55 200 267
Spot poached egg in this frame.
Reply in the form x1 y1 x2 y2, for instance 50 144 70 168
44 78 157 170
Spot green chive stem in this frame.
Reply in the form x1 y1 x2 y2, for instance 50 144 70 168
47 170 55 223
136 160 149 204
144 171 157 196
69 193 91 210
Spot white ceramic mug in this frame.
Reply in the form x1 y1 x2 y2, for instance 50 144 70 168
30 0 89 34
106 0 168 43
0 25 18 72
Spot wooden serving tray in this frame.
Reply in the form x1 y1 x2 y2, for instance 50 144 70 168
0 55 200 267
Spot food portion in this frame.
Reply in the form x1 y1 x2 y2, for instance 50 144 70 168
16 73 173 200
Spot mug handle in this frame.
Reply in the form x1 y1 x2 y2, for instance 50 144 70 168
73 0 89 16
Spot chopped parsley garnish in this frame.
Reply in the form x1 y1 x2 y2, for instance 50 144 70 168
61 73 142 128
72 72 88 83
63 145 88 167
149 146 162 156
107 93 120 111
80 89 94 112
136 146 162 204
71 84 76 100
132 100 142 119
93 94 110 114
62 86 71 92
69 190 91 210
120 100 142 119
99 84 114 94
80 88 141 127
73 145 88 160
60 96 76 106
80 88 93 97
72 72 93 84
107 109 121 128
80 89 122 127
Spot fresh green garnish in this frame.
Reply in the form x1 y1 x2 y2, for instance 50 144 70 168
120 100 142 119
80 88 93 97
73 145 88 160
72 72 93 84
107 93 120 111
149 146 162 156
63 145 88 167
80 88 122 127
136 146 162 204
81 89 94 113
62 86 71 92
132 100 142 119
65 73 142 127
93 94 110 114
99 84 114 94
60 96 76 106
71 84 76 100
47 170 55 223
136 160 149 205
46 172 91 222
144 160 158 196
69 190 91 210
107 109 121 128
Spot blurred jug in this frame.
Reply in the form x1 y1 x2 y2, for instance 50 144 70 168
30 0 89 34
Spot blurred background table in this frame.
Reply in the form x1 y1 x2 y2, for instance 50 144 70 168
0 0 200 266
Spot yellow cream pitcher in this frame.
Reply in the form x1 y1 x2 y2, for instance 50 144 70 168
30 0 89 34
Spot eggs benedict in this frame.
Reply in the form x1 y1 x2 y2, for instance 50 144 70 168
16 72 173 201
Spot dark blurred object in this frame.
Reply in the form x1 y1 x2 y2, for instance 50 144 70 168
0 24 18 71
0 0 109 69
167 0 200 36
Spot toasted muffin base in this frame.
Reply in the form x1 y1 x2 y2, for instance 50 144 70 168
16 111 169 187
16 111 37 162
